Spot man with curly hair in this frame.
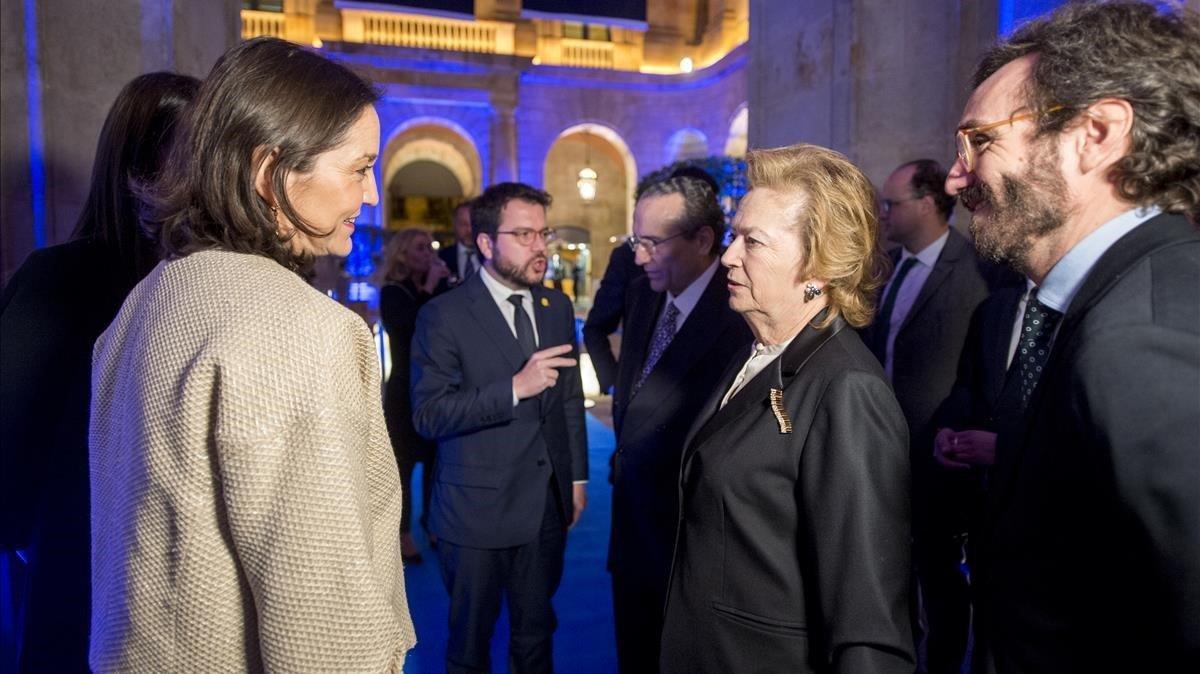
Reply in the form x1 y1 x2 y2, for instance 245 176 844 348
945 2 1200 672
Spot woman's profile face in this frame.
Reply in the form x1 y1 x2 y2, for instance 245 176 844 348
284 106 381 258
721 187 807 318
405 235 434 274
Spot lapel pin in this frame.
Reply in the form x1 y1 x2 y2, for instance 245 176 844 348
540 297 550 308
769 388 793 434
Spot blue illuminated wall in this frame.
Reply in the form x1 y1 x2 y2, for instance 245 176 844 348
998 0 1067 35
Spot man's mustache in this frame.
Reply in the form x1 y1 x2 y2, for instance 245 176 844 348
959 181 992 211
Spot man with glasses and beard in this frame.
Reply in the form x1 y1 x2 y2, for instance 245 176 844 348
944 3 1200 672
411 182 589 673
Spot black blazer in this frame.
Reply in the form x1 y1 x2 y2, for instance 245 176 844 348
1 240 139 671
660 315 915 674
934 282 1026 434
607 266 752 588
860 228 1012 454
582 244 643 394
410 272 588 549
981 213 1200 673
379 279 445 460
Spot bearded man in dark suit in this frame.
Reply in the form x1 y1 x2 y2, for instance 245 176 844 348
944 3 1200 671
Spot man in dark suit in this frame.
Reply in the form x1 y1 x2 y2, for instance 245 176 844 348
945 3 1200 671
860 158 1009 674
606 176 751 672
439 200 480 285
411 182 589 673
582 244 640 395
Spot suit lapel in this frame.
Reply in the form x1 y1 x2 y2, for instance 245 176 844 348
616 285 662 409
683 313 846 462
989 213 1197 512
465 273 526 372
899 228 964 334
531 285 556 348
622 268 735 441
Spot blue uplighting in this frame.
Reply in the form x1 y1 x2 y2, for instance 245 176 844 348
25 0 46 248
998 0 1065 35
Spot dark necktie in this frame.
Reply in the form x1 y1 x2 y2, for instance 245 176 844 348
462 249 478 281
1016 290 1062 409
869 256 918 363
508 294 536 361
633 301 679 393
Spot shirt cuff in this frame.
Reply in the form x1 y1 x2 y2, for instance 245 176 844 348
512 387 520 407
572 480 588 485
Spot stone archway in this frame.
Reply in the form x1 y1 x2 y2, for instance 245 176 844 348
380 118 483 229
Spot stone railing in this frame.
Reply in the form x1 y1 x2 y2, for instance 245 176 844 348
341 9 514 54
559 38 615 70
241 9 286 40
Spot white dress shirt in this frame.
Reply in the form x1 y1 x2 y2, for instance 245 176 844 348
457 244 479 279
651 258 720 335
883 229 950 379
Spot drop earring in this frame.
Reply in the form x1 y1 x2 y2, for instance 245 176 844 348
803 282 822 303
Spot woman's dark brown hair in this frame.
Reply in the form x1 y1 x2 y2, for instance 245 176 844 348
73 72 199 291
144 37 380 270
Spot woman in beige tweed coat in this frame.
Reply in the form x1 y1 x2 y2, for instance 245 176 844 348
88 38 415 672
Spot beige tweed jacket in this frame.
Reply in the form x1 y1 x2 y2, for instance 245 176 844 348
89 250 415 672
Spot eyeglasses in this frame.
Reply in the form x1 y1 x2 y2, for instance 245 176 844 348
955 105 1064 172
495 227 557 246
880 196 923 215
627 231 687 256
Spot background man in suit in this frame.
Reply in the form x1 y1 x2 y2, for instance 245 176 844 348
439 200 480 285
860 158 1007 674
412 182 589 673
607 176 751 672
584 167 717 396
944 3 1200 671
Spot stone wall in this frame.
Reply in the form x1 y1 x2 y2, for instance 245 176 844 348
1 0 239 283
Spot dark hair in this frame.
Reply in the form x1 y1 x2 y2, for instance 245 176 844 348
470 182 552 239
639 175 725 255
900 159 956 220
72 72 199 289
145 37 381 271
669 165 721 196
974 1 1200 218
454 199 472 216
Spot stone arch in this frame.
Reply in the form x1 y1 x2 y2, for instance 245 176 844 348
724 104 748 157
665 128 710 165
554 122 637 233
380 117 483 227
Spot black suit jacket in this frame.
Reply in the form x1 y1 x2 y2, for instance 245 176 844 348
860 228 1014 537
439 242 476 283
660 315 914 674
410 272 588 549
1 240 140 671
583 244 643 394
981 213 1200 673
607 266 752 589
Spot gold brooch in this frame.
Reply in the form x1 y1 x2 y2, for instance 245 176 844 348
540 297 550 307
769 388 792 434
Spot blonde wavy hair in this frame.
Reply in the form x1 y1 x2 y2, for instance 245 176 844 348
375 227 433 286
745 143 889 329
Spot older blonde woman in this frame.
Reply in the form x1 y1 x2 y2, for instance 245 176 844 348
659 144 914 673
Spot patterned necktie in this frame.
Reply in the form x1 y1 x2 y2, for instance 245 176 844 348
869 256 919 363
1016 290 1062 409
633 301 679 393
508 294 536 360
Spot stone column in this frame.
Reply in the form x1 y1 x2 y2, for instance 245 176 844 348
0 0 239 282
490 83 519 186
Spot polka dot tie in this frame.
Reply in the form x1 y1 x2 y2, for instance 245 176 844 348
633 301 679 394
1017 290 1063 409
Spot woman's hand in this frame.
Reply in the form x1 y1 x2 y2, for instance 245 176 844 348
423 258 450 293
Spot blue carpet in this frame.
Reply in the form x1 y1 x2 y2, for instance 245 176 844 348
402 413 618 673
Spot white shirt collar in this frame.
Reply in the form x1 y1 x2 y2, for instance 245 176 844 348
1038 206 1160 313
899 228 950 268
665 258 720 324
479 264 532 306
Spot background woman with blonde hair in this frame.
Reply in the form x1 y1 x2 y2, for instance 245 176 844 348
378 226 450 562
660 143 914 673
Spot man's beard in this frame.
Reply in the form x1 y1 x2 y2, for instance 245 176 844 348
493 250 546 288
964 145 1069 274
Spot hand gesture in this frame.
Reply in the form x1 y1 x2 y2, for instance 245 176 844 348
512 343 576 400
934 428 998 470
424 258 451 293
